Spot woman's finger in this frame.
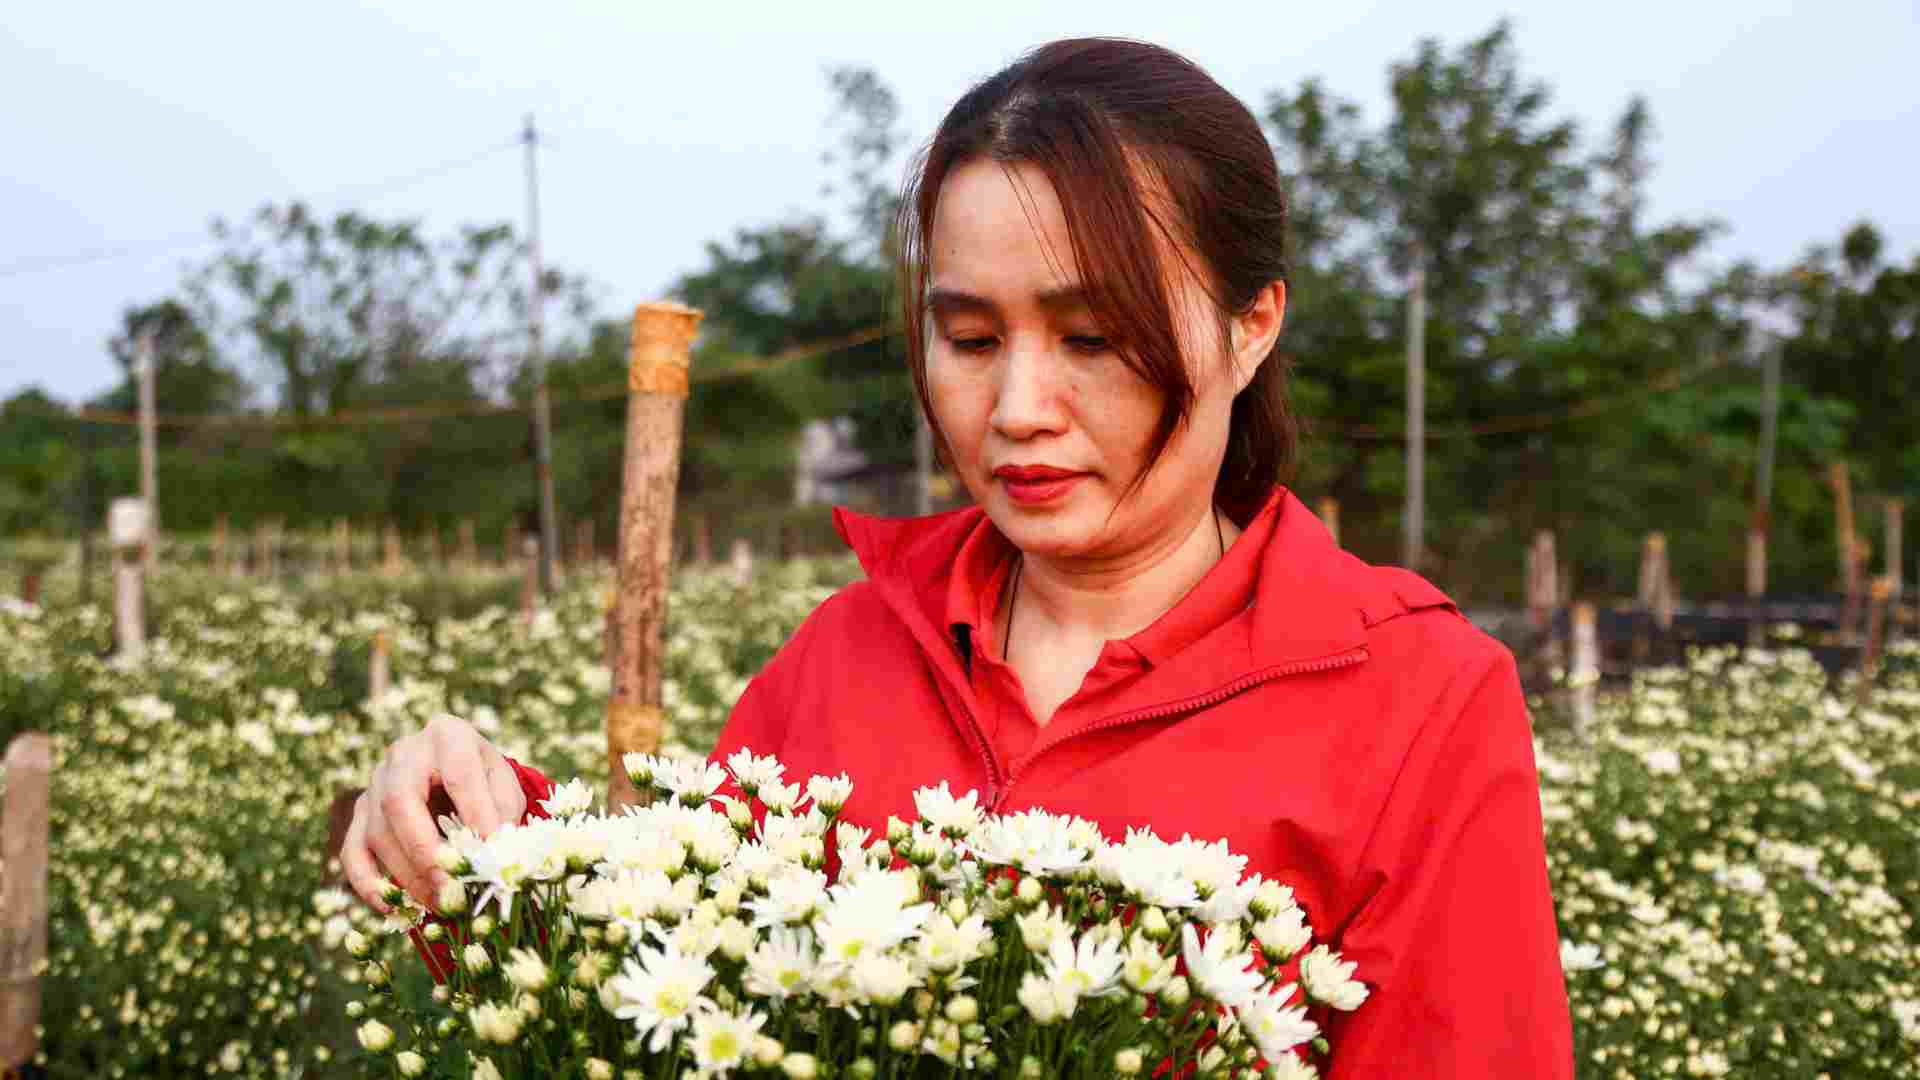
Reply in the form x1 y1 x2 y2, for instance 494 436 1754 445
434 723 504 838
486 745 528 828
367 800 437 910
340 793 391 914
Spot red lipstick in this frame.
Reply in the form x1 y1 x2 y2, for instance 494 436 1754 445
992 464 1087 506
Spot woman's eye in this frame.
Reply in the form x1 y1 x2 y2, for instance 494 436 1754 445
949 337 996 353
1066 336 1111 353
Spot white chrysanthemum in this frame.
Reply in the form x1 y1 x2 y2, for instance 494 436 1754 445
916 911 993 973
1267 1050 1321 1080
662 759 730 806
1042 931 1125 999
605 942 717 1052
1100 843 1200 909
1180 922 1262 1008
725 748 785 793
1015 907 1071 955
746 867 829 928
1016 970 1079 1023
1559 939 1605 972
464 825 543 920
805 773 853 813
1254 903 1313 962
744 926 817 1000
912 781 983 838
1120 935 1176 995
539 777 596 818
1236 983 1320 1060
813 871 933 970
1299 945 1369 1011
503 947 551 992
849 949 920 1006
688 1002 767 1076
965 809 1091 876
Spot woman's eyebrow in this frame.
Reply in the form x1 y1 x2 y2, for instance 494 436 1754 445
926 285 1092 315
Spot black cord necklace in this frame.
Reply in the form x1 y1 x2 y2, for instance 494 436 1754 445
1002 506 1226 663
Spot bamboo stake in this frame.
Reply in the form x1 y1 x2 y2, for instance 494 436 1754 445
1886 498 1905 606
519 537 540 626
459 519 478 569
383 524 402 576
0 733 52 1068
607 301 702 811
213 514 229 576
730 538 755 588
1858 577 1893 705
692 512 713 567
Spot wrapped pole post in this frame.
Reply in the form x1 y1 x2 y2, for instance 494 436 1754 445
519 537 540 626
607 301 702 811
1858 576 1893 705
109 498 148 662
0 733 52 1068
1526 530 1558 632
368 630 391 707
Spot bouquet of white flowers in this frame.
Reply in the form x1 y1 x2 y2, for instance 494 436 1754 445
341 748 1370 1079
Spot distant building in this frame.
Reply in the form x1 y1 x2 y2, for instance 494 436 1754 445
793 418 868 507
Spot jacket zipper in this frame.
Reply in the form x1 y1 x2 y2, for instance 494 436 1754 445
988 645 1369 813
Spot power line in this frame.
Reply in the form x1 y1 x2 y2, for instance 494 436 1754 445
0 137 521 282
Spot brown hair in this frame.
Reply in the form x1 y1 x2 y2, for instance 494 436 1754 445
897 36 1296 525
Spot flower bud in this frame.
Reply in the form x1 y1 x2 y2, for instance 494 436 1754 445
470 913 496 938
462 943 493 974
1114 1048 1145 1075
584 1060 614 1080
345 1001 365 1019
1015 877 1044 907
887 1021 920 1052
752 1035 784 1066
379 880 406 907
420 922 444 943
1159 974 1190 1010
781 1053 819 1079
504 947 551 992
848 1057 877 1080
395 1050 427 1077
1140 906 1171 942
437 878 469 915
1019 1056 1045 1079
355 1019 394 1053
362 961 389 987
435 844 471 876
344 930 371 959
944 994 979 1024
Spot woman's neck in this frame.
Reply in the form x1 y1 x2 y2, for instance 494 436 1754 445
1000 503 1239 656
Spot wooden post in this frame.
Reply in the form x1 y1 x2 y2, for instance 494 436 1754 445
1746 514 1767 647
1317 497 1340 549
607 301 702 811
1858 576 1892 705
1885 498 1904 607
0 733 52 1068
383 524 402 576
577 518 596 569
334 519 350 575
692 512 713 567
1634 533 1673 658
730 538 755 587
137 331 159 573
17 570 39 609
1526 530 1557 632
212 514 229 577
1569 602 1597 739
1831 462 1860 635
109 498 148 662
519 537 540 625
459 519 478 569
368 630 391 706
425 526 443 573
504 524 520 570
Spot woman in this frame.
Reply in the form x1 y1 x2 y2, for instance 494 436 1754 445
342 37 1573 1076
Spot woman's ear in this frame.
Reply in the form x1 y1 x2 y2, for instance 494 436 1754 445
1228 281 1287 394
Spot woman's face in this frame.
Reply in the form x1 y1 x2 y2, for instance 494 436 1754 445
924 157 1260 564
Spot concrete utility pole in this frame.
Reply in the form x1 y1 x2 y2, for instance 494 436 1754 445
1403 243 1427 570
525 113 560 596
137 330 158 572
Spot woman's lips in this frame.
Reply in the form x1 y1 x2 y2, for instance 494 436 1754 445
994 467 1087 505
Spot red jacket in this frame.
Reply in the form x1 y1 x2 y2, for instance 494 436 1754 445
505 486 1572 1077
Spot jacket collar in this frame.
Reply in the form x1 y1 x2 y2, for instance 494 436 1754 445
831 486 1392 685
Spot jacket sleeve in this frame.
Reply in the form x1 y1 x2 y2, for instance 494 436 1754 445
1324 646 1574 1078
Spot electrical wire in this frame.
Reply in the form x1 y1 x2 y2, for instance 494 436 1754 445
0 137 521 281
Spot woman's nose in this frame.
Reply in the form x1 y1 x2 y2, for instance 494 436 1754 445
989 344 1068 440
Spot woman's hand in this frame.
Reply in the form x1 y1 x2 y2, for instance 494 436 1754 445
341 714 527 913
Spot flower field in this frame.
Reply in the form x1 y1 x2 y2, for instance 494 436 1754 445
1 561 1916 1077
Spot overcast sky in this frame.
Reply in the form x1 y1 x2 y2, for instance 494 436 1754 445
3 1 1915 408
